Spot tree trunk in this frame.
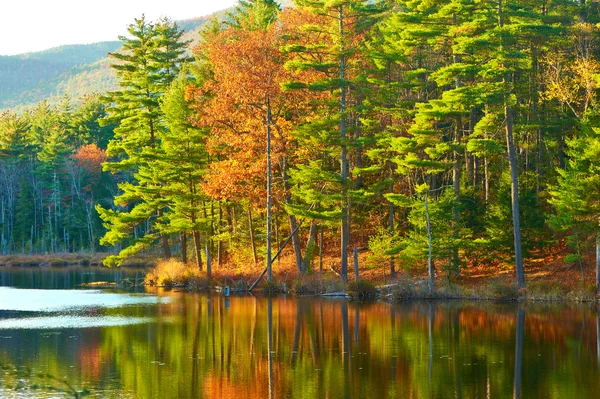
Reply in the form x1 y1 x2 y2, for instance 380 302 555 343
218 202 223 266
266 99 273 282
354 245 359 281
388 162 396 279
301 220 318 273
206 240 212 278
452 118 462 277
451 13 462 277
319 225 324 273
157 209 172 259
425 193 435 295
193 230 203 272
484 154 489 205
280 156 304 272
339 5 349 283
506 104 525 288
596 233 600 294
181 233 187 264
500 0 525 288
248 206 258 266
274 207 280 264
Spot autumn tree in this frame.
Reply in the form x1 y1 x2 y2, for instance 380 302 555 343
190 4 317 275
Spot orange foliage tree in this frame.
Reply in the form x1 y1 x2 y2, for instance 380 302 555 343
188 9 316 273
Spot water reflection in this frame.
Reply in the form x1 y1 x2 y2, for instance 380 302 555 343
0 266 146 290
514 307 524 399
0 270 598 398
0 287 167 312
0 315 155 329
268 297 274 399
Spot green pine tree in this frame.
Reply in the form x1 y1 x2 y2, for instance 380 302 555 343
96 16 189 266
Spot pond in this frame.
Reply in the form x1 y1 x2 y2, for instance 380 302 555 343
0 266 599 398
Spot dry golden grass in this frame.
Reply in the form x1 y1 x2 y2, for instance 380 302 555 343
144 259 203 287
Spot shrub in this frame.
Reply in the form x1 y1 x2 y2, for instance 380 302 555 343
79 258 91 267
261 280 282 296
48 258 67 267
485 278 518 301
390 279 417 301
145 260 199 287
90 254 107 266
527 280 564 301
293 274 344 295
367 228 398 269
347 279 378 300
187 276 211 291
567 286 596 302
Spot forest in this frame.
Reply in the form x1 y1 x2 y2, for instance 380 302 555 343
0 0 599 292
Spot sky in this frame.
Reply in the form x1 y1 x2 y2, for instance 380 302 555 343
0 0 239 55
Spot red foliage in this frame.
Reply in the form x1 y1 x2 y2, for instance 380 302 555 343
72 144 107 178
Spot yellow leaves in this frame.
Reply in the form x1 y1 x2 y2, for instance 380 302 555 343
542 23 600 119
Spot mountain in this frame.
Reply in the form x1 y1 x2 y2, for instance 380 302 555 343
0 13 223 112
0 1 298 112
0 42 120 110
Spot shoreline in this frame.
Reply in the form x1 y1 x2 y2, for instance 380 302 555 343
2 253 599 304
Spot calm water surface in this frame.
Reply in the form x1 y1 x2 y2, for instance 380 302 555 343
0 266 599 398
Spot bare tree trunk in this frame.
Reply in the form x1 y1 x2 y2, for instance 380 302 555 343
319 225 324 273
157 209 171 259
452 118 462 278
596 233 600 294
266 100 273 282
274 207 280 265
354 245 359 281
425 193 435 295
339 5 349 282
506 104 525 288
280 156 303 272
484 154 489 205
181 233 187 264
248 206 258 266
499 0 525 288
388 162 396 279
193 230 203 272
206 239 212 278
218 202 223 266
451 21 462 277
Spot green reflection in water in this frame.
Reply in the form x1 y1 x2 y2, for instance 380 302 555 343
0 269 599 398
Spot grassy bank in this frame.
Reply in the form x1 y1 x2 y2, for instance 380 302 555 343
143 245 600 303
2 246 598 303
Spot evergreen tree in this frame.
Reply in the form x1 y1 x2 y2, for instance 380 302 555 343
284 0 385 281
159 72 211 275
227 0 281 30
97 16 189 266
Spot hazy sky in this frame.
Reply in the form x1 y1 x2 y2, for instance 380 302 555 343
0 0 239 55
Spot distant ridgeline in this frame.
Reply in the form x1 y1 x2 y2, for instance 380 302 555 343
0 15 217 112
0 42 121 111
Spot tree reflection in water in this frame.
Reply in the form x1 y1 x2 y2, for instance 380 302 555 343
0 290 600 398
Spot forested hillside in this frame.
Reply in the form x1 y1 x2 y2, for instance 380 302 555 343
0 14 225 111
1 0 600 292
0 42 121 110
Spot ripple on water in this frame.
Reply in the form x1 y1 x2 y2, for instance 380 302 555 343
0 315 157 330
